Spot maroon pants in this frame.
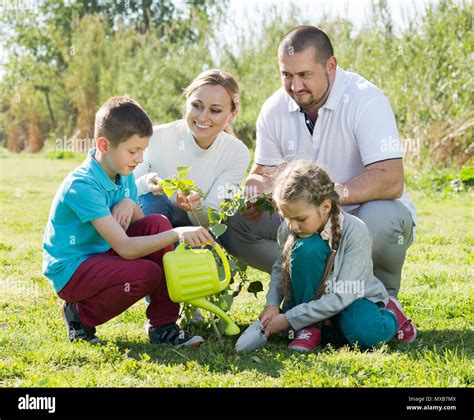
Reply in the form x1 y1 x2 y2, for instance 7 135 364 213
58 214 179 328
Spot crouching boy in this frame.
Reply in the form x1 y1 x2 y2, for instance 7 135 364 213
42 96 214 347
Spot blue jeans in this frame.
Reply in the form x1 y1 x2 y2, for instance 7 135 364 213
139 192 192 227
287 233 330 307
139 193 174 223
335 299 398 350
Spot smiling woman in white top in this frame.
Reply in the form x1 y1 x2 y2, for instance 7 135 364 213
134 69 251 229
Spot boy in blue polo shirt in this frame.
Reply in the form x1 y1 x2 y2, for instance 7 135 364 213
43 96 215 346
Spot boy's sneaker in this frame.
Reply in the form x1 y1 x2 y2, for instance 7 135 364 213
288 325 321 352
148 323 204 348
386 297 417 344
61 302 100 344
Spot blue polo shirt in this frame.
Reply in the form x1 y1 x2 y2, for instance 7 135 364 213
42 148 139 292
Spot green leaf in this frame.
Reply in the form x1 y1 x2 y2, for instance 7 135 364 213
228 259 239 277
160 180 178 197
176 166 191 178
236 258 248 271
238 199 247 213
210 223 227 238
232 282 244 297
218 294 233 312
247 281 264 297
217 264 225 280
208 208 221 224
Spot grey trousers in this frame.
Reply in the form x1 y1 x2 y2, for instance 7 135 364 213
219 200 414 297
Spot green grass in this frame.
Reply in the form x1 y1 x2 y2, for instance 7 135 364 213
0 153 472 387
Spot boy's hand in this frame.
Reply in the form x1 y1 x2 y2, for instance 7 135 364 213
176 191 201 211
146 173 164 195
174 226 215 248
259 305 280 329
263 314 290 338
111 198 135 231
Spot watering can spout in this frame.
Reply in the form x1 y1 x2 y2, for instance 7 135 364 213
188 297 240 336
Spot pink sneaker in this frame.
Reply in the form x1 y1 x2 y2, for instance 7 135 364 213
386 297 417 344
288 325 321 352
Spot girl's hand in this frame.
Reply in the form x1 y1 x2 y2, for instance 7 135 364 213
174 226 215 248
111 198 135 231
263 314 290 338
259 305 280 329
177 191 201 211
146 173 164 195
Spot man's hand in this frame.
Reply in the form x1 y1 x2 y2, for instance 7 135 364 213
176 191 201 211
242 170 274 221
146 173 164 195
263 314 290 338
111 198 135 231
174 226 215 248
243 202 263 221
334 182 349 205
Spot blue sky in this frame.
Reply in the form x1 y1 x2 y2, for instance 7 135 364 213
225 0 431 33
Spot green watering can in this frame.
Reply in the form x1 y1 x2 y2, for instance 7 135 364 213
163 242 240 336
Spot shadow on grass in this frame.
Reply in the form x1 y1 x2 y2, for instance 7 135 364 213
112 334 288 378
390 329 474 355
109 325 473 379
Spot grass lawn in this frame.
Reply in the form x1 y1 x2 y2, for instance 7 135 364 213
0 152 472 387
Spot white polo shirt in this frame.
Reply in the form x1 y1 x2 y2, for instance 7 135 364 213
254 66 416 226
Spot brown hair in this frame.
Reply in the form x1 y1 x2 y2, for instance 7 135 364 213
94 96 153 147
278 25 334 65
273 160 342 299
184 69 240 136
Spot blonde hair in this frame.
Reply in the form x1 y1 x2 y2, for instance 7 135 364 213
184 69 240 136
273 160 342 299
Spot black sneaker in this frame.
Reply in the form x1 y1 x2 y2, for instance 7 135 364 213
148 323 204 347
61 302 100 344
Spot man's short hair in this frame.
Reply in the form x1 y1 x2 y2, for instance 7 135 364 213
94 96 153 147
279 25 334 64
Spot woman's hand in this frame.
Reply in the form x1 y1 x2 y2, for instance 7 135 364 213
176 191 201 211
111 198 136 231
146 173 164 195
263 314 290 338
174 226 215 248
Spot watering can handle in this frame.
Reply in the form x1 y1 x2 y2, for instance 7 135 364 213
174 242 231 292
213 243 231 292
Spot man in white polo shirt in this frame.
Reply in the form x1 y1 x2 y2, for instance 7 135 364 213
221 25 416 297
